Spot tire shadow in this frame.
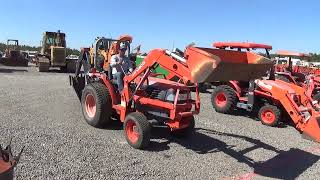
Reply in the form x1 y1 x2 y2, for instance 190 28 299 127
0 67 28 73
188 128 319 179
221 108 289 129
148 127 319 179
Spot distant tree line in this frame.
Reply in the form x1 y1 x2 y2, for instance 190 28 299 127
0 43 80 56
257 52 320 62
309 53 320 62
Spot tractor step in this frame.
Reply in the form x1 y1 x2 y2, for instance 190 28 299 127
237 102 253 111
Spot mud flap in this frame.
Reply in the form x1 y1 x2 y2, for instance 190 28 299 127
69 75 85 100
301 116 320 143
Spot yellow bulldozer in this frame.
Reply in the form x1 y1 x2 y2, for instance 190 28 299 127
36 31 76 72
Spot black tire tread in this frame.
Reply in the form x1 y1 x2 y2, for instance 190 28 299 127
258 104 281 127
124 112 151 149
81 82 112 127
211 85 238 114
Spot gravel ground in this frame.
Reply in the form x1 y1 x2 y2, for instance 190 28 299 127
0 64 320 180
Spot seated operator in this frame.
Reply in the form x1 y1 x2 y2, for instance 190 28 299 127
110 44 133 92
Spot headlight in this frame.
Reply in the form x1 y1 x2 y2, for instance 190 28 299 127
177 93 188 101
165 89 189 102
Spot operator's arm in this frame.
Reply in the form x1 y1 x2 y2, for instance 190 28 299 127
110 55 119 67
128 57 134 73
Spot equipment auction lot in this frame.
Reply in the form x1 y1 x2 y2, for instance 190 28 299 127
1 65 320 180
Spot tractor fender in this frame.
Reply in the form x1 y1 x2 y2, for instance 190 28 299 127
98 74 120 105
227 81 242 98
212 81 241 98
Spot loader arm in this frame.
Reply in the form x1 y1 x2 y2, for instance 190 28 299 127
122 49 195 110
124 49 193 85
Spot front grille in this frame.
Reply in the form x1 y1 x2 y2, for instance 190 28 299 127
51 47 66 66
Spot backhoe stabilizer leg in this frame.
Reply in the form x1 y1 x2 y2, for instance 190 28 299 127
301 116 320 143
69 75 85 100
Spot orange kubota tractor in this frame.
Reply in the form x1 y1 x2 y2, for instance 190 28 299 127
210 42 320 142
0 39 28 67
69 39 320 149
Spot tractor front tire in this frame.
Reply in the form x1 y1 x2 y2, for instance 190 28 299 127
81 82 112 128
258 104 281 127
211 85 238 114
124 112 151 149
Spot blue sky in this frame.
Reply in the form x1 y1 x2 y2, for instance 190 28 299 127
0 0 319 53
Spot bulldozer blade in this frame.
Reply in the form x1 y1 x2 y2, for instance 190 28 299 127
301 116 320 143
186 47 274 83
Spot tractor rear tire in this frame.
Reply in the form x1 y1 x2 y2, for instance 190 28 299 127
81 82 112 128
211 85 238 114
276 75 290 83
258 104 281 127
171 116 195 137
124 112 151 149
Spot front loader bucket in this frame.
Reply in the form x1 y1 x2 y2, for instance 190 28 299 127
301 116 320 143
185 47 273 83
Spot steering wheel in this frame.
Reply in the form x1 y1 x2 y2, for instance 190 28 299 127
174 48 184 57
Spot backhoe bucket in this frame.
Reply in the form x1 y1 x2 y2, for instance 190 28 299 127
185 47 273 83
301 116 320 143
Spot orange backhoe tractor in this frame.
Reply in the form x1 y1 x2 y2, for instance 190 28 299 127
210 42 320 143
70 41 274 149
0 39 28 67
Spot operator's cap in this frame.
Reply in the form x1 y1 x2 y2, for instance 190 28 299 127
119 43 127 51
